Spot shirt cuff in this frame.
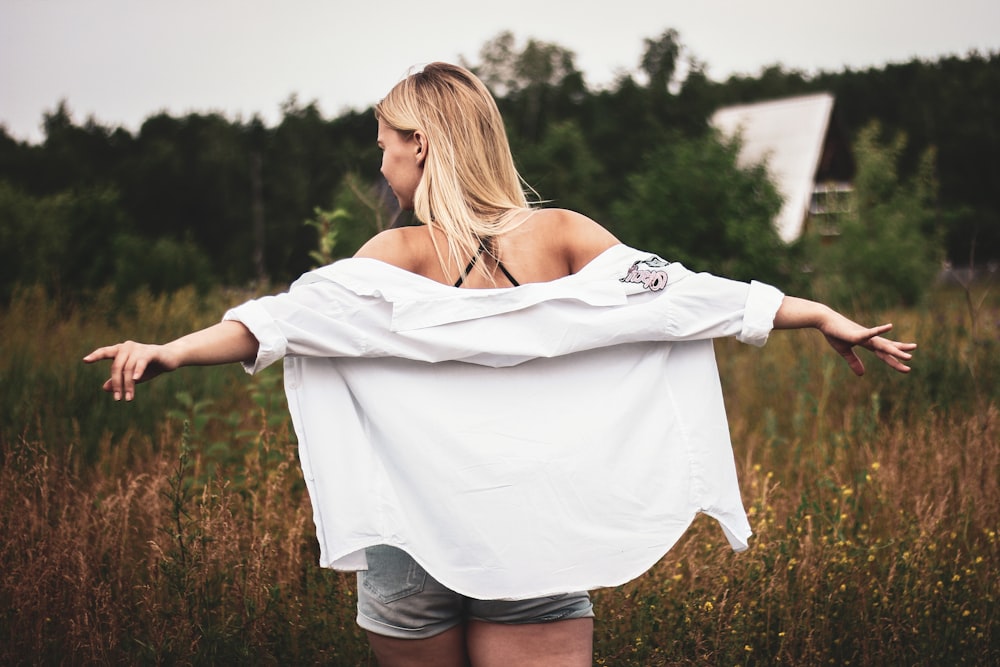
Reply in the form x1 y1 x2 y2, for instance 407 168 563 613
737 281 785 347
223 300 288 375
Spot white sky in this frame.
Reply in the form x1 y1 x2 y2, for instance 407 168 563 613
2 0 998 144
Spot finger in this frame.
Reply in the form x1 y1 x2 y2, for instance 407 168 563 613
842 349 866 376
870 340 914 373
879 353 912 373
125 358 150 402
121 356 140 402
886 348 914 372
83 345 118 363
880 342 913 360
109 351 131 402
880 338 916 359
859 323 893 343
133 358 148 382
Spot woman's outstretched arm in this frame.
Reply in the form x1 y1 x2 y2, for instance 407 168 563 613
773 296 917 376
83 320 259 402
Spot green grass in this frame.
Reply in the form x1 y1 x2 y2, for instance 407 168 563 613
1 282 997 665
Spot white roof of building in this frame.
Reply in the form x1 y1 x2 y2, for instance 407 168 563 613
710 93 835 243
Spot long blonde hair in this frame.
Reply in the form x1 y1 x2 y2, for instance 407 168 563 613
375 62 535 278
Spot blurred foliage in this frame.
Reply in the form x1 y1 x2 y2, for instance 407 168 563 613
610 130 786 284
303 206 346 269
791 122 944 309
1 29 997 305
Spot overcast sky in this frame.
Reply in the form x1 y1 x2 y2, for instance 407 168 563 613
2 0 998 144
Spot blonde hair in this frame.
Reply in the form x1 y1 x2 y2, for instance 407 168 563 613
375 62 535 278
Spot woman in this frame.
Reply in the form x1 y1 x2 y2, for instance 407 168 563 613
85 63 915 667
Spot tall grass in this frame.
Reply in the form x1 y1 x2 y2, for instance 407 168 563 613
1 283 997 665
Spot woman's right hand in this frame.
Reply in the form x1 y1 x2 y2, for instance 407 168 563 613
83 341 180 401
83 321 260 401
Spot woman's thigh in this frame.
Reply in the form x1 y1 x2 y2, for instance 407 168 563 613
356 545 595 665
466 617 594 667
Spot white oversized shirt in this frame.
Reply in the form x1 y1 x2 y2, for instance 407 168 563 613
224 244 784 599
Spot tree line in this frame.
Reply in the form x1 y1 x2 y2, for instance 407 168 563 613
1 29 996 307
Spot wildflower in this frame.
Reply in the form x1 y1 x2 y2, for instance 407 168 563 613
703 601 714 612
870 462 881 471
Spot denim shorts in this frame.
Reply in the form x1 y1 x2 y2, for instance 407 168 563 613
356 545 594 639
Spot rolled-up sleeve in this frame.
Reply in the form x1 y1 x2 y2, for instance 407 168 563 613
223 299 289 375
738 280 785 347
657 270 784 346
222 281 392 374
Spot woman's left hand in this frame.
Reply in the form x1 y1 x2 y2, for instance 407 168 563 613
819 319 917 376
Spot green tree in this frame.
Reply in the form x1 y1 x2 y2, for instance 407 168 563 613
469 31 586 142
795 122 942 309
118 112 254 284
111 233 213 295
640 28 682 96
0 182 62 300
263 100 378 281
609 130 785 284
0 182 130 301
514 119 604 214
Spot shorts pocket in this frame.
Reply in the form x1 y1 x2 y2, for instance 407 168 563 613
362 545 428 604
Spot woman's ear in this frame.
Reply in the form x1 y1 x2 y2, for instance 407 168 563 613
414 131 427 167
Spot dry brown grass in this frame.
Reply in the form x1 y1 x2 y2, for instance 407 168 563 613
1 283 998 665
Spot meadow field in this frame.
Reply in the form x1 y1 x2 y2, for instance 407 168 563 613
1 282 997 665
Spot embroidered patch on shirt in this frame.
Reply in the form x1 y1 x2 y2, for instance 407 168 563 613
620 256 670 291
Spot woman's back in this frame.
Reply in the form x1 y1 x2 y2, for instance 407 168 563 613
354 208 620 289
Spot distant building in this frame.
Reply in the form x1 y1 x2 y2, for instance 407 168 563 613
710 93 855 243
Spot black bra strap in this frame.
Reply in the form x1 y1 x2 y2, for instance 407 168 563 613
454 242 520 287
454 243 486 287
497 261 520 287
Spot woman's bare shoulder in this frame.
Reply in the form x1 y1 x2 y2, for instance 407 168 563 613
353 226 432 272
529 208 620 272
